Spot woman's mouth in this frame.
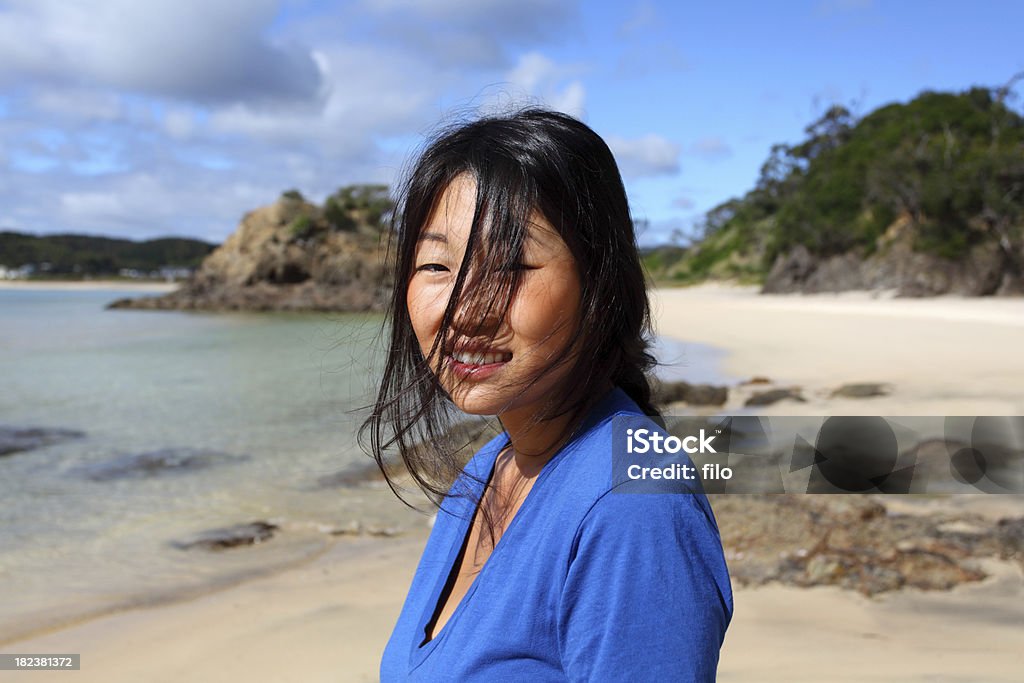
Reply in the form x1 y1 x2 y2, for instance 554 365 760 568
448 351 512 380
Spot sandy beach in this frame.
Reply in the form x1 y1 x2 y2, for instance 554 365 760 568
0 280 179 292
4 283 1023 682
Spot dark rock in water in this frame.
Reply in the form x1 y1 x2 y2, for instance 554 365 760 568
316 418 501 492
829 382 893 399
73 447 248 481
316 459 391 488
744 387 806 406
740 376 773 385
172 521 279 551
0 426 86 457
651 378 728 407
326 521 403 538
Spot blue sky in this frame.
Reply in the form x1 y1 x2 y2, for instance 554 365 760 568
1 0 1021 247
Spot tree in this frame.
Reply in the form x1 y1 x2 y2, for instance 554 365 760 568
324 184 394 231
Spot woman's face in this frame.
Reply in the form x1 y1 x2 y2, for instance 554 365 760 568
407 174 582 418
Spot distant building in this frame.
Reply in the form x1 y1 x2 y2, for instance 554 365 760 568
0 264 33 279
118 266 194 281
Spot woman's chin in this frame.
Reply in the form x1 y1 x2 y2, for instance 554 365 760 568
451 398 500 417
446 389 505 417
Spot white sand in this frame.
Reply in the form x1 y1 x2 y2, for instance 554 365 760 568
4 283 1023 682
719 557 1024 683
0 280 179 292
1 535 421 683
651 283 1024 416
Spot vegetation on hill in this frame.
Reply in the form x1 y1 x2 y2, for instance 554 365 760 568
645 81 1024 285
280 184 394 242
0 232 216 278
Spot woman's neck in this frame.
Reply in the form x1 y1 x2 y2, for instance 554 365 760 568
497 379 614 479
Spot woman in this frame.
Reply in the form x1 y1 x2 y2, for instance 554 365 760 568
360 108 733 681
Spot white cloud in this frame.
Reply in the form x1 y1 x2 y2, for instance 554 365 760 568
0 0 589 241
484 52 587 117
0 0 324 104
606 133 681 179
59 191 125 221
163 109 196 141
31 87 123 122
620 1 656 36
689 137 732 161
548 81 586 118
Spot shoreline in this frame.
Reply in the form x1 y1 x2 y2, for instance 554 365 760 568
650 282 1024 415
4 280 1023 681
0 279 180 292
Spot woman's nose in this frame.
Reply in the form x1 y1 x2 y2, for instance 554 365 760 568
450 267 505 331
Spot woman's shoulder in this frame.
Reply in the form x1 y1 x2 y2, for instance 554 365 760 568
554 403 673 493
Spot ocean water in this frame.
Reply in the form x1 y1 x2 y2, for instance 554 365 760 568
0 287 735 642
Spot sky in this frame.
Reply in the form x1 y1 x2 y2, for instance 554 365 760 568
0 0 1021 247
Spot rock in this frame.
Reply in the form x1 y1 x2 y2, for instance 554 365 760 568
107 196 393 313
73 447 248 481
172 521 279 551
761 216 1020 297
316 460 393 488
0 425 86 457
713 494 1001 597
329 521 363 536
997 517 1024 559
996 270 1024 296
741 376 773 385
316 418 501 494
829 382 893 399
744 388 806 406
651 378 728 407
761 245 817 293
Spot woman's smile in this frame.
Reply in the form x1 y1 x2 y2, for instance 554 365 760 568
446 352 511 380
406 172 582 417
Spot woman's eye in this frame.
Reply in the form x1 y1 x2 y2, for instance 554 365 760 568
415 263 448 273
499 263 535 272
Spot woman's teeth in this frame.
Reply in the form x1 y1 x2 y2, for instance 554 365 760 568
452 351 512 365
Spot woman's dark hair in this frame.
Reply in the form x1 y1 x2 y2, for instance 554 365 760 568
357 106 663 542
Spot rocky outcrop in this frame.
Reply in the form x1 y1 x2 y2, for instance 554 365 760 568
0 425 86 457
651 378 729 407
171 521 279 551
762 214 1024 296
713 494 1024 596
107 195 393 312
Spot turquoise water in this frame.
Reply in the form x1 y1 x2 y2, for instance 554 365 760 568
0 288 426 642
0 287 736 642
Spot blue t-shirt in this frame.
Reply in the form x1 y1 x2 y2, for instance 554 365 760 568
380 386 734 682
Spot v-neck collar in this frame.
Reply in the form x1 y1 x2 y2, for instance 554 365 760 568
406 385 636 672
409 431 508 670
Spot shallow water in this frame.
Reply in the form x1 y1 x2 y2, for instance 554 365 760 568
0 287 736 642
